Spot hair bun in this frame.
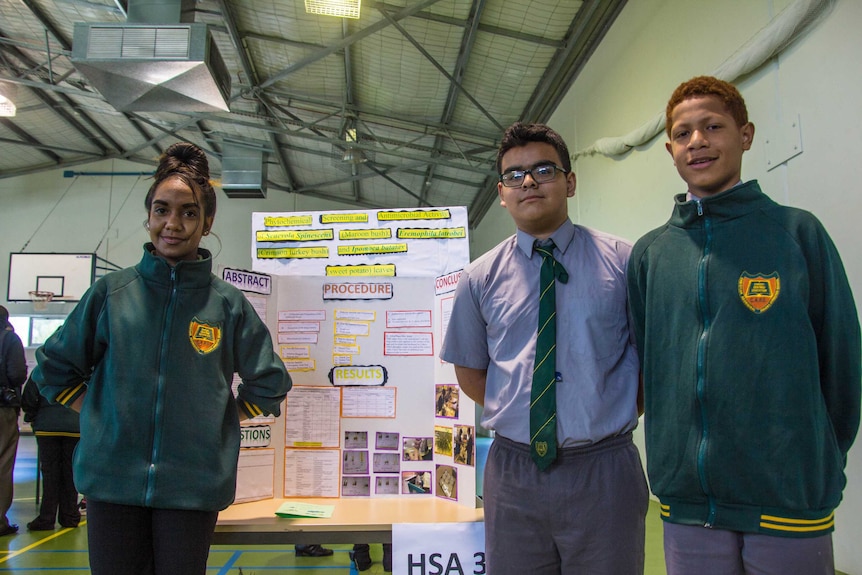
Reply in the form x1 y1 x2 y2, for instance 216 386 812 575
156 141 210 181
146 141 218 221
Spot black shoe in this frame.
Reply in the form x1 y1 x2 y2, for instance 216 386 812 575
351 544 373 571
59 522 79 529
0 524 18 536
294 544 334 557
26 520 55 531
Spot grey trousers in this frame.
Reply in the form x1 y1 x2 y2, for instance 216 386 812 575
484 433 648 575
663 521 834 575
0 408 19 531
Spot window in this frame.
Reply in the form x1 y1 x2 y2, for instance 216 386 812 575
30 317 66 346
7 315 66 347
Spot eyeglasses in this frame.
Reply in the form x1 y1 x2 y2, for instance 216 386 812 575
499 164 567 187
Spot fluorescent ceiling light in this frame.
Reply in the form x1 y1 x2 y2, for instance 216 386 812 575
0 83 16 117
305 0 361 19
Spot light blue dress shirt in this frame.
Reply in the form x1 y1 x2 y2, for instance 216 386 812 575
440 218 639 447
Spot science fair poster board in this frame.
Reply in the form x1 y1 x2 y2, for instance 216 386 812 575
246 207 476 507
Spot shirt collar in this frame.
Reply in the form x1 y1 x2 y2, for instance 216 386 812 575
686 180 744 202
516 218 575 258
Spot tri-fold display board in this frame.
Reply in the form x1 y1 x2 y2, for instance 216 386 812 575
229 207 477 508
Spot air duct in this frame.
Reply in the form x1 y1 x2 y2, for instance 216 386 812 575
71 0 230 112
341 147 367 164
221 143 267 199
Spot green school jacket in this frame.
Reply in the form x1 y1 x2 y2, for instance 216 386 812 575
628 181 861 537
33 245 290 511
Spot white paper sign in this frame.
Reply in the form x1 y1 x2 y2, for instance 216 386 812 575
240 425 272 448
222 267 272 295
252 207 469 278
434 269 462 296
392 521 486 575
235 448 275 503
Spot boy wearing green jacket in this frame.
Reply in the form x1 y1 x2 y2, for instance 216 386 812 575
627 76 861 574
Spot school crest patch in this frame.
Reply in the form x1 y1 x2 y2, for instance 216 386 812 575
535 441 548 457
189 318 222 354
738 272 780 314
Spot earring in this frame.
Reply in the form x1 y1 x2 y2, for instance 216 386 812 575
145 222 150 230
203 229 210 236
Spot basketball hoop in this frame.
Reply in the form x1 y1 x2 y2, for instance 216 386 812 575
29 290 54 312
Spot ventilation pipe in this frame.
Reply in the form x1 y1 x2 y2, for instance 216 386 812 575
71 0 230 112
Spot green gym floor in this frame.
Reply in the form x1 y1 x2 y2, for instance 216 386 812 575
0 435 845 575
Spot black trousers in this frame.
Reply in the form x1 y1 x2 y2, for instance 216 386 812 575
34 435 80 527
0 408 18 531
86 500 219 575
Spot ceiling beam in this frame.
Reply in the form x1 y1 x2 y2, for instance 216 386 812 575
378 4 503 133
0 118 62 163
522 0 627 122
188 115 496 173
0 136 104 156
20 0 70 53
256 87 501 144
419 0 487 205
340 19 363 203
242 31 328 51
266 180 383 210
0 39 112 155
257 0 444 90
372 2 564 48
275 141 477 188
0 152 153 180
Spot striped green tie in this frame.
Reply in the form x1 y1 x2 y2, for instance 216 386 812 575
530 239 568 470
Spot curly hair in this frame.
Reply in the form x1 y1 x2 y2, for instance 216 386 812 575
144 142 217 220
665 76 749 138
496 122 572 174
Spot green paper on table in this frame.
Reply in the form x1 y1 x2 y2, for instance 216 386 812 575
275 501 335 518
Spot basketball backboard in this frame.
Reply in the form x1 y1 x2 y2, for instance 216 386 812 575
6 252 96 302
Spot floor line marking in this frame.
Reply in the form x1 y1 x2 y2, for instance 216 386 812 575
216 550 243 575
0 520 87 564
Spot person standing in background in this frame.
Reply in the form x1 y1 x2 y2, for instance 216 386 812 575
21 374 81 531
32 142 291 575
0 305 27 537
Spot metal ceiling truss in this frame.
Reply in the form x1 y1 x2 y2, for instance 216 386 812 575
0 0 627 229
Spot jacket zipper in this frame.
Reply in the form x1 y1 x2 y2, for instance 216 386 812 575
145 267 178 505
695 199 716 527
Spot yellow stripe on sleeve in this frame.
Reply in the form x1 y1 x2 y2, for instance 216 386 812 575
243 400 263 418
56 382 85 405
